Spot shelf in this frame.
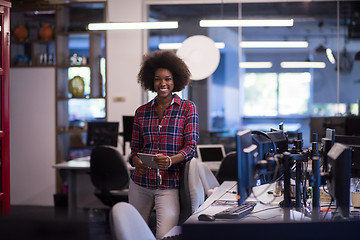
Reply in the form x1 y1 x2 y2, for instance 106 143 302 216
56 64 90 68
10 38 56 67
57 96 105 101
11 39 55 44
57 30 105 35
11 65 55 68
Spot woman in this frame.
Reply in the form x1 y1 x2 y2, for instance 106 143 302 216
129 50 199 239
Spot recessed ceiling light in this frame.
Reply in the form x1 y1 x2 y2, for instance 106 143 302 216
88 21 178 30
240 41 308 48
200 19 294 27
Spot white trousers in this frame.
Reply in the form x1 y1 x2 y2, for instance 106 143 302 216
128 179 180 239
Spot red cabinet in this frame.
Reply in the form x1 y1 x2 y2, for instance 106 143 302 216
0 0 11 216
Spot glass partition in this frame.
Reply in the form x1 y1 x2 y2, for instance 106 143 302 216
147 1 360 147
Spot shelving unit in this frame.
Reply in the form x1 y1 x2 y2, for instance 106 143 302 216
10 11 56 67
55 2 106 178
10 1 106 197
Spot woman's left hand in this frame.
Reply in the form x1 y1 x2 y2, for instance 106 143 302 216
153 154 171 169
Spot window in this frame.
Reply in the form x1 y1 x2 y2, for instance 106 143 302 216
244 72 311 116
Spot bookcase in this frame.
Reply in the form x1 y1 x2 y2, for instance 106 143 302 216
55 3 106 193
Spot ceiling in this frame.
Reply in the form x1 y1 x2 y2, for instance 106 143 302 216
150 1 359 20
12 1 360 41
148 1 360 47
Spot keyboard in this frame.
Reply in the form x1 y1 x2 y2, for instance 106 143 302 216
214 202 256 219
161 234 182 240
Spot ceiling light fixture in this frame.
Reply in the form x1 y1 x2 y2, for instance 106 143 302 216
240 41 308 48
239 62 272 68
158 42 225 50
280 61 326 69
200 19 294 27
326 48 336 64
88 21 178 30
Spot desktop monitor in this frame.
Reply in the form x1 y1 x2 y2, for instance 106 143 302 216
335 134 360 178
196 144 225 162
310 116 360 141
236 130 258 205
86 122 119 147
121 116 135 155
326 142 352 218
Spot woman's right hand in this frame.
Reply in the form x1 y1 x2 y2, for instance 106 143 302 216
132 156 149 174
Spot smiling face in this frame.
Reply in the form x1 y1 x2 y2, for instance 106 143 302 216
153 68 174 100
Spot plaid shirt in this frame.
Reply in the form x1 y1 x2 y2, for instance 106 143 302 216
130 94 199 189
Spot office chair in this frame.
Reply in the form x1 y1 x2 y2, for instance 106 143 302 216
110 202 156 240
216 151 237 184
178 158 219 225
90 145 129 207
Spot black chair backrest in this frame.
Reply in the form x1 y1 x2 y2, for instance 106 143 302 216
216 151 238 184
178 160 192 225
90 145 129 191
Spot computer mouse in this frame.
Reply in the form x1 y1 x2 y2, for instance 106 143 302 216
198 214 215 222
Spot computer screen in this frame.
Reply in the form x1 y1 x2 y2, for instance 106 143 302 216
121 116 135 155
86 122 119 147
196 144 225 162
122 116 134 142
335 134 360 178
326 142 352 218
236 129 258 205
310 116 360 141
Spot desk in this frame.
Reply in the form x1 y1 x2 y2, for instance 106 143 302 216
186 181 307 224
179 182 360 240
52 156 133 217
54 156 219 217
164 181 307 238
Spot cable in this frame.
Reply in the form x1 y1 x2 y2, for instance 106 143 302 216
322 198 333 221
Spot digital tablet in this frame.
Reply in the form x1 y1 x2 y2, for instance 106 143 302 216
137 153 159 169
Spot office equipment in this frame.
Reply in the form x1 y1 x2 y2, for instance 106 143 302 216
137 153 159 168
86 121 119 147
110 202 156 240
326 142 352 218
236 130 258 205
197 214 215 221
185 181 307 224
90 146 129 207
196 144 225 162
252 129 288 161
121 115 134 156
182 220 360 240
335 134 360 177
213 201 256 219
310 116 360 141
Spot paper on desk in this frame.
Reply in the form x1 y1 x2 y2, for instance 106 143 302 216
212 200 238 206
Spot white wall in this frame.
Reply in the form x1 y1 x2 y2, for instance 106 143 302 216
106 0 144 155
10 68 56 206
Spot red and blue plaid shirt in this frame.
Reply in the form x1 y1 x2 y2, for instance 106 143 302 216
130 94 199 189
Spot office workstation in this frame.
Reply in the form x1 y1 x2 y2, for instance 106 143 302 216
178 123 360 239
4 1 360 240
